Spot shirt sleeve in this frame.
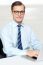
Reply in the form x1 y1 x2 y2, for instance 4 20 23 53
30 27 41 51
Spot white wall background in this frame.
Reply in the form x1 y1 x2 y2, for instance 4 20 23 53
0 0 43 60
0 0 43 5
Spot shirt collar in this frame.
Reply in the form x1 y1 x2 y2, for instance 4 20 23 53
12 20 24 27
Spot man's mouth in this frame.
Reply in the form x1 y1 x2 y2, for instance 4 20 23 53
16 17 22 18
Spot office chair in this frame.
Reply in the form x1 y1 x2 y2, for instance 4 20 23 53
0 39 6 59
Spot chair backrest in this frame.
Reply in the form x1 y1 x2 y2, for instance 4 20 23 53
0 39 6 58
0 39 3 50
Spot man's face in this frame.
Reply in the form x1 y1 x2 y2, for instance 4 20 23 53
12 5 25 24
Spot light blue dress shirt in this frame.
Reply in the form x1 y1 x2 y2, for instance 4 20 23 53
1 21 40 57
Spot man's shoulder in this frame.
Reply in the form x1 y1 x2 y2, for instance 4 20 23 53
23 24 32 30
1 21 13 32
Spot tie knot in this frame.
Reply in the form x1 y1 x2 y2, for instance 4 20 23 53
17 25 21 28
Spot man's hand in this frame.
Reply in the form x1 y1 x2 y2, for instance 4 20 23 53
26 50 39 58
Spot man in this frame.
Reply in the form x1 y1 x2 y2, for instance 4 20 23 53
1 1 40 59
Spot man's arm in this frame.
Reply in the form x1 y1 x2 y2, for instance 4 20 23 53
26 27 41 58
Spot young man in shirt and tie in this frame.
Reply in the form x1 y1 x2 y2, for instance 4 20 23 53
1 1 40 59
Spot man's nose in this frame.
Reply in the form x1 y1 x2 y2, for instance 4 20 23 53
18 12 21 16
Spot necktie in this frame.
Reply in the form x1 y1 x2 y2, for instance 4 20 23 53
17 25 23 50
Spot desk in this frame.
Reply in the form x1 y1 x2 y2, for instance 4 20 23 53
0 56 43 65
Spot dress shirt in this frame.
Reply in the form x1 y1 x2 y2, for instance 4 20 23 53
1 21 40 57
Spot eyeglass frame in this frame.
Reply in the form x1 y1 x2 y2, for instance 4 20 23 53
13 10 25 15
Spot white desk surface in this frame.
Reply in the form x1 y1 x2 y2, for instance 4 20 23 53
0 56 43 65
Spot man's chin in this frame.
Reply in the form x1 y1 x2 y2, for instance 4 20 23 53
16 20 22 24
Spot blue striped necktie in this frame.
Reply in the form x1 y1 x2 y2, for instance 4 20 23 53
17 25 23 50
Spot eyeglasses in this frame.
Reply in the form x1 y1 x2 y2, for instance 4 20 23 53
13 11 25 15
